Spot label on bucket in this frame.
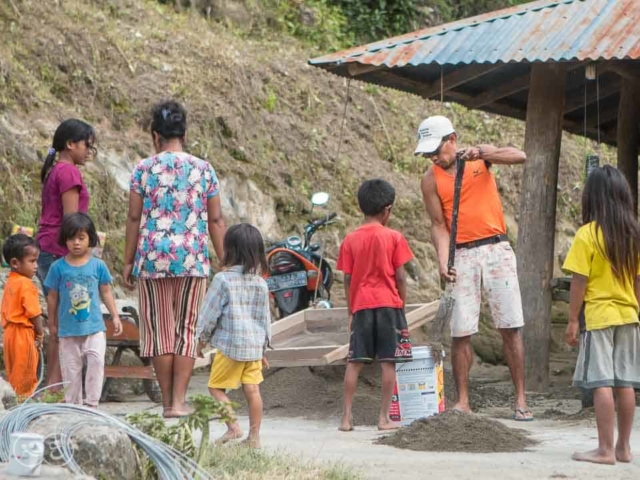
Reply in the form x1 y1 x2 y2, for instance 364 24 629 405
390 346 445 425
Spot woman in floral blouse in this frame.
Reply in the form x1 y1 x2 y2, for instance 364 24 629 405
123 100 226 417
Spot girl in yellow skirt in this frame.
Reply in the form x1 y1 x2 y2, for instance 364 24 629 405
196 224 271 448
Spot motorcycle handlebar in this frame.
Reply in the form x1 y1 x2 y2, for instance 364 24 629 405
312 212 337 227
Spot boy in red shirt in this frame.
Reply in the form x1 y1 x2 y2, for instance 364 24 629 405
337 179 414 431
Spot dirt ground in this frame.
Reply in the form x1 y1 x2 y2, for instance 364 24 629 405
376 410 536 453
90 321 640 480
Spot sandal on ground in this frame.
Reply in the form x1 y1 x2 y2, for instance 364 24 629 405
513 408 534 422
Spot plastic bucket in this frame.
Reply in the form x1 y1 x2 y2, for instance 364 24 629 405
389 345 445 425
7 433 45 477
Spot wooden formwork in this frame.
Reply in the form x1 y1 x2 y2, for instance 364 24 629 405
265 302 438 368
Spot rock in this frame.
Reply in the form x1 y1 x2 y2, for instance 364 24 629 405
0 463 95 479
0 378 16 412
27 414 138 480
298 4 316 27
95 149 138 192
221 176 280 236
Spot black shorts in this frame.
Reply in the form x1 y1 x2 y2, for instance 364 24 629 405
348 308 413 363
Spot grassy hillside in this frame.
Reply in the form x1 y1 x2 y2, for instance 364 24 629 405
0 0 617 303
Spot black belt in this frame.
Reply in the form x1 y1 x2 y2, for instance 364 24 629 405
456 234 509 250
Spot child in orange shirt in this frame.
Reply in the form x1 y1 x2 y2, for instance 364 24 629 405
1 234 44 397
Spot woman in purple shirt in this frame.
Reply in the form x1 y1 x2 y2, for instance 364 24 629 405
36 119 96 390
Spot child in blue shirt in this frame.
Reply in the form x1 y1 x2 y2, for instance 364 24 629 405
45 213 122 407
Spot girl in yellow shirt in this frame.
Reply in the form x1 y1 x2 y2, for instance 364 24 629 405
563 165 640 466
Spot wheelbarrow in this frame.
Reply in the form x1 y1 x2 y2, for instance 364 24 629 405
101 302 162 403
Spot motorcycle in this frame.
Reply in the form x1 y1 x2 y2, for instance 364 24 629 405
265 192 338 319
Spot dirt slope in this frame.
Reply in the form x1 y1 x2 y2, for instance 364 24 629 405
0 0 617 304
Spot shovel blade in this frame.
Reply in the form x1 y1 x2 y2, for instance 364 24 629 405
432 291 455 342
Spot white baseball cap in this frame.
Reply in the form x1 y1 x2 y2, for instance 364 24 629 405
414 116 455 155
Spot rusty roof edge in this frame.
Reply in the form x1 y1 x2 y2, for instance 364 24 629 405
308 0 578 66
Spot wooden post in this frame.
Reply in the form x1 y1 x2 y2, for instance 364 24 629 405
617 77 640 213
517 63 567 392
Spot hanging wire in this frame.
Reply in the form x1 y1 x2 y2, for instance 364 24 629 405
333 77 351 173
583 73 588 150
596 71 601 147
440 65 444 103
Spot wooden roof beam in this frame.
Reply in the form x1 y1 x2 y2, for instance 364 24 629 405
418 64 501 99
468 73 530 109
347 62 383 77
468 62 585 109
586 105 620 128
564 78 620 114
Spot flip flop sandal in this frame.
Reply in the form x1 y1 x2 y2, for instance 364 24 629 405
513 408 534 422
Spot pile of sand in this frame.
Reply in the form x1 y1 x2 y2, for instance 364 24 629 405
377 411 536 453
228 365 384 425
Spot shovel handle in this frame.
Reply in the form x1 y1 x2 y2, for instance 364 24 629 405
447 152 465 271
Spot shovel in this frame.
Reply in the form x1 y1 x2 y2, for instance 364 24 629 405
432 152 465 342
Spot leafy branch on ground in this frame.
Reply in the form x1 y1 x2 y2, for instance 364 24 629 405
126 394 236 479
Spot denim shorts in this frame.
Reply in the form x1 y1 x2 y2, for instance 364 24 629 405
36 250 61 296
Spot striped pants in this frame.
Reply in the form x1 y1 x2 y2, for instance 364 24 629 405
138 277 207 359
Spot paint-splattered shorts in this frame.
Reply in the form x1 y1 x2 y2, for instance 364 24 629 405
451 241 524 337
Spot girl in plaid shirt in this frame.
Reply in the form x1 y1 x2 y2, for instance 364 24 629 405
196 223 271 448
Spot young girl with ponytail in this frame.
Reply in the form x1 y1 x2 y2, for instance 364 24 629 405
36 119 96 391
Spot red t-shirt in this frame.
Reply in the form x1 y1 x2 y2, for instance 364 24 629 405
337 223 413 313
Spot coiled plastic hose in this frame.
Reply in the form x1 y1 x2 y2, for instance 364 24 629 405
0 402 212 480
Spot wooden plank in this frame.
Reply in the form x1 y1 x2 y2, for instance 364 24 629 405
517 62 567 393
270 310 307 338
321 344 350 366
272 320 307 344
617 77 640 213
104 365 155 380
266 346 338 367
304 304 425 330
305 307 348 322
405 301 439 329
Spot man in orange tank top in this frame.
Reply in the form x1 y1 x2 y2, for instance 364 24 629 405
417 116 533 421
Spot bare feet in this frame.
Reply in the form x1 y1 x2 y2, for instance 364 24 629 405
339 416 354 432
572 448 616 465
162 406 195 418
215 428 243 445
241 436 261 449
615 444 633 463
377 419 400 431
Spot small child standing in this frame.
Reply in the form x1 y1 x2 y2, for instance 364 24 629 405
1 234 44 397
337 179 414 432
44 213 122 407
196 223 271 449
563 165 640 465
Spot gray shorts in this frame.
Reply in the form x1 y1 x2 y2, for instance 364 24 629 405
573 323 640 389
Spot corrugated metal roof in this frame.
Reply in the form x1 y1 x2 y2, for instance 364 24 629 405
309 0 640 69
